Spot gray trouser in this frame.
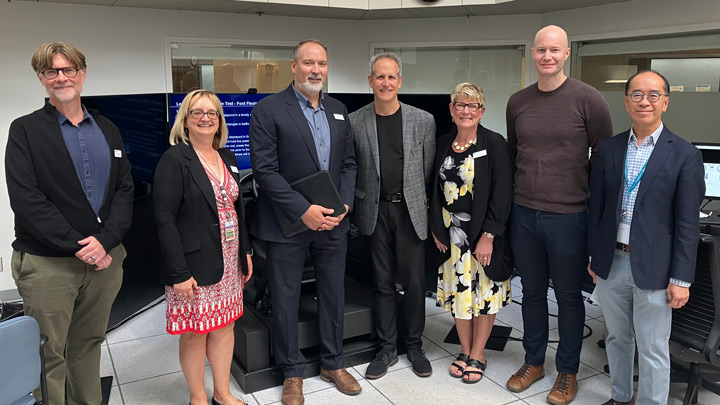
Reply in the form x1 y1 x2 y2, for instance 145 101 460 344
595 249 671 405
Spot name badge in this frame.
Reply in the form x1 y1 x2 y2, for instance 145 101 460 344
333 113 345 121
617 223 630 245
113 149 122 158
223 220 236 241
230 166 239 173
472 150 487 159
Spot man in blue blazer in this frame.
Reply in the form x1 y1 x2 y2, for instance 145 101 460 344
588 70 705 405
248 39 359 405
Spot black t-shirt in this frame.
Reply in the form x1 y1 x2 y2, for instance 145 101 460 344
376 107 403 197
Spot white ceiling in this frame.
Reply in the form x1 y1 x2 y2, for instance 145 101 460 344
10 0 634 20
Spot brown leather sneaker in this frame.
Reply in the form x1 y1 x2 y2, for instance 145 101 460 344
281 377 304 405
547 372 577 405
600 398 635 405
506 363 545 392
320 367 362 396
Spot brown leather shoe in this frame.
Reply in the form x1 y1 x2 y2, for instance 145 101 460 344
547 372 577 405
281 377 304 405
600 397 635 405
506 363 545 392
320 367 362 396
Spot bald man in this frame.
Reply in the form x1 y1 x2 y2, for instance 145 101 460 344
505 25 612 404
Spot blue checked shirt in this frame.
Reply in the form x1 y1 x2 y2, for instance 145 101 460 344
292 84 331 171
58 106 111 214
621 123 689 287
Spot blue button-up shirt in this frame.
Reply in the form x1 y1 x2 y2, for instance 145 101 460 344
292 84 331 170
620 123 689 287
58 106 111 214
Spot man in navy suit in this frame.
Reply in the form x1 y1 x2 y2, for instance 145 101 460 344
248 39 359 405
588 70 705 405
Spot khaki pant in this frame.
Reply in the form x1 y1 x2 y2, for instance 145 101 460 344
12 244 125 405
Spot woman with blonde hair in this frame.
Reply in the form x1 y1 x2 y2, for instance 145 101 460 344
154 90 252 405
430 82 514 384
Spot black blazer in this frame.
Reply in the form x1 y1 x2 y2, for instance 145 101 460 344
248 84 357 243
588 126 705 289
154 143 250 286
429 124 514 280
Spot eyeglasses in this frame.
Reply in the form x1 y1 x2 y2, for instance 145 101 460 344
40 67 81 79
189 110 221 119
452 102 483 112
626 91 667 103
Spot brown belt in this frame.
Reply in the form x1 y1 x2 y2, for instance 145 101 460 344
616 242 630 253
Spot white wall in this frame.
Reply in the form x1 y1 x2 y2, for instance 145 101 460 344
2 0 720 290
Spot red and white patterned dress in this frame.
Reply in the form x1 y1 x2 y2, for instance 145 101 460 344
165 162 244 334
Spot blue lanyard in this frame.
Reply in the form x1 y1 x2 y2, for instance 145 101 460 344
624 151 649 200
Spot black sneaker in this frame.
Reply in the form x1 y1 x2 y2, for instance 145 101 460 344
407 346 432 377
365 349 398 379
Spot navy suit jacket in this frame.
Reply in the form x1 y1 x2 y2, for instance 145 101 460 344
248 84 357 243
588 126 705 290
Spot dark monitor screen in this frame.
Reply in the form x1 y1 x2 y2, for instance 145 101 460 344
82 93 168 183
169 93 269 171
694 143 720 199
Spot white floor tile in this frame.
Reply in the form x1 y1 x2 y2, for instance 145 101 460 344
424 295 446 316
106 301 167 345
100 344 117 386
108 385 123 405
109 333 181 385
368 356 520 404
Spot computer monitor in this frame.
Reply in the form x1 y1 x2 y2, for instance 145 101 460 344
694 143 720 200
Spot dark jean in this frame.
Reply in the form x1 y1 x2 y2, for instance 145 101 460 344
509 203 587 374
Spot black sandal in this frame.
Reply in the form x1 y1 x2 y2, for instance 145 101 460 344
449 353 470 378
461 358 487 384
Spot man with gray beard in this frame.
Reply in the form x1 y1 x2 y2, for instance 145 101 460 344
248 39 359 405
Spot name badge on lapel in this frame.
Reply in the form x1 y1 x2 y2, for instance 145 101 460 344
230 166 239 173
333 113 345 121
113 149 122 158
472 150 487 159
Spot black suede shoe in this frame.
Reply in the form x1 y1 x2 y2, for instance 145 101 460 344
365 349 398 379
407 346 432 377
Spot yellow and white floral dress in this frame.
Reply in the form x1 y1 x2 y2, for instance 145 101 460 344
436 147 511 319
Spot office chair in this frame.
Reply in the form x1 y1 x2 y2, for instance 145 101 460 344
670 234 720 405
0 315 49 405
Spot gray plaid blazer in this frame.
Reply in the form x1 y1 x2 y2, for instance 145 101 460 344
349 101 436 239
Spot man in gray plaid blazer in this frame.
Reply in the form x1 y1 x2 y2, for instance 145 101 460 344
349 52 436 380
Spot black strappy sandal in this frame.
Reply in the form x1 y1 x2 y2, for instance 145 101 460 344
449 353 470 378
461 358 487 384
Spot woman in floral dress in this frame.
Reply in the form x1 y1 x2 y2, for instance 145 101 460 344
429 82 514 384
155 90 253 405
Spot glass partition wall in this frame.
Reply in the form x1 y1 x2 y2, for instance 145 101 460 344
571 31 720 143
170 42 297 94
375 45 525 136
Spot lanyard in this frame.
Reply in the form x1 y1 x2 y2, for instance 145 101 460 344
624 151 649 200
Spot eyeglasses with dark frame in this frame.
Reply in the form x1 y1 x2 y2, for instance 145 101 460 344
40 67 81 79
452 102 483 112
626 91 667 103
189 110 221 119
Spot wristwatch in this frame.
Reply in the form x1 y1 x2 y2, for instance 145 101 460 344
484 232 495 239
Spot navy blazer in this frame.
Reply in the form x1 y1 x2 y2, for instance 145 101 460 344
429 125 514 279
588 126 705 289
248 84 357 243
154 143 250 286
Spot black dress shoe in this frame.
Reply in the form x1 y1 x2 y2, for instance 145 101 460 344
212 398 223 405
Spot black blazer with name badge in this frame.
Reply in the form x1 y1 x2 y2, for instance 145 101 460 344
154 143 250 286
